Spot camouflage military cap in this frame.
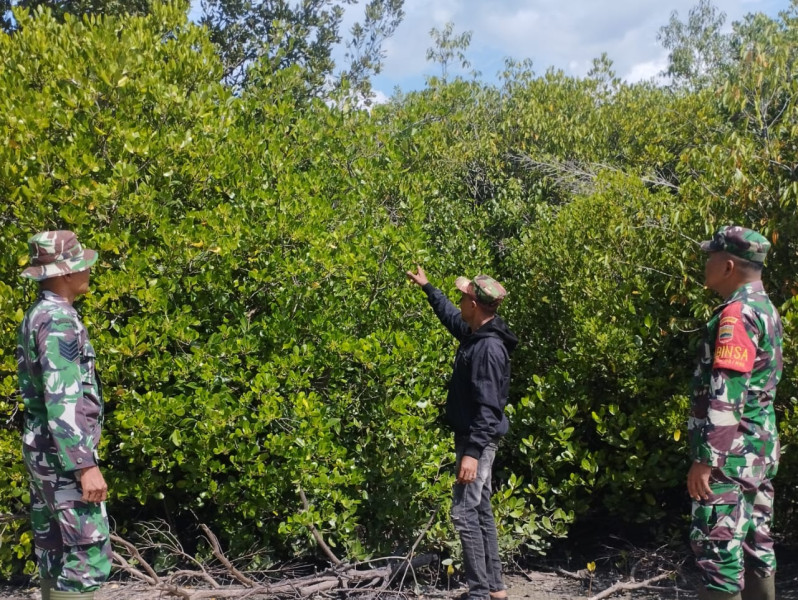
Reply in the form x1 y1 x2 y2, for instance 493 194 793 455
455 274 507 306
21 230 98 281
700 225 771 265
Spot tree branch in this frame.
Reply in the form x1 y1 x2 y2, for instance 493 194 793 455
111 551 156 586
588 571 675 600
110 533 161 584
298 488 343 566
109 524 438 599
200 523 257 587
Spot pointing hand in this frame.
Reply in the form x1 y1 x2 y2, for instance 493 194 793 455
406 265 428 287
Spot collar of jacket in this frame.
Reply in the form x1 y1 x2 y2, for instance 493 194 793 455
39 289 71 305
712 280 766 315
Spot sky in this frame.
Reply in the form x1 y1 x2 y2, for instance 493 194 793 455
358 0 790 101
189 1 792 101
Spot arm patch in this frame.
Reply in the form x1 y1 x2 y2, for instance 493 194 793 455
712 302 756 372
58 338 80 362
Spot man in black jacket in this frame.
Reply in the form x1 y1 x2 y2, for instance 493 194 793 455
406 266 517 600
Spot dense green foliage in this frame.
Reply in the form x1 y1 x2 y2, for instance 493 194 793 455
1 0 154 32
1 0 797 580
2 0 404 99
199 0 404 93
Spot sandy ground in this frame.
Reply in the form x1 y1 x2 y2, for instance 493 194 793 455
0 572 770 600
0 575 589 600
2 562 797 599
2 572 621 600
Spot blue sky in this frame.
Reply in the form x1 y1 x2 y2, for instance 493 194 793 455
190 1 791 100
365 0 790 99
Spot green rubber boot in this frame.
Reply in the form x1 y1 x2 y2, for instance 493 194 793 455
697 586 742 600
742 573 776 600
50 590 96 600
40 578 56 600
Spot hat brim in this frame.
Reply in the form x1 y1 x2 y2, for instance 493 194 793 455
21 249 98 281
699 240 715 253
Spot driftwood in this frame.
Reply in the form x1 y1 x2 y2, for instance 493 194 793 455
111 492 439 599
551 566 676 600
113 531 437 599
553 566 591 580
588 571 675 600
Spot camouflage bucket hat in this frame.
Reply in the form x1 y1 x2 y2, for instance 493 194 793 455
21 230 98 281
700 225 771 265
455 274 507 306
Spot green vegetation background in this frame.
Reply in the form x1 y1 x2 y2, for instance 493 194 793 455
1 1 797 578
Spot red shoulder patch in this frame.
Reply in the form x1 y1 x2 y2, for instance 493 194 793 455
712 302 755 372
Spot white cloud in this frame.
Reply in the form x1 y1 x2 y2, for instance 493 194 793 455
370 0 791 92
370 89 390 105
188 0 791 92
625 56 669 83
482 9 542 56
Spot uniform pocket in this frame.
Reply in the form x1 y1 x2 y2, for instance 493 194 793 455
705 482 739 505
691 501 740 552
56 503 109 546
691 479 742 549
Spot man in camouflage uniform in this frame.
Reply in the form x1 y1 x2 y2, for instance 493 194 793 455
406 266 517 600
688 226 782 600
16 231 112 600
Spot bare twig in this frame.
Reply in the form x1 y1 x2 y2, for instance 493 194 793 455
111 551 156 586
393 507 440 591
626 223 701 246
408 508 439 558
109 524 438 599
159 583 193 599
3 402 20 427
167 568 221 588
298 488 343 567
110 534 160 584
554 566 590 580
136 520 218 586
509 152 681 197
0 513 27 523
200 523 257 587
588 570 675 600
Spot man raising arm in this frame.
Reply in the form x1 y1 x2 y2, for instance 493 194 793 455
407 266 517 600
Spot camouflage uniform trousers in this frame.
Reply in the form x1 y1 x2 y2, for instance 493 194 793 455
690 463 777 594
23 445 112 592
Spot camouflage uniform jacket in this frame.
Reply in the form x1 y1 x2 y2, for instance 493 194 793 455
16 290 103 472
689 281 782 472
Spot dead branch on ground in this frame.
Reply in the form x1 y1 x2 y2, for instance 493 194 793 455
587 570 675 600
553 566 590 580
113 529 437 599
200 523 257 587
111 494 439 599
384 506 440 592
553 540 684 600
552 566 677 600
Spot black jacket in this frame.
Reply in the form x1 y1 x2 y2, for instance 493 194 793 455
423 284 518 458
